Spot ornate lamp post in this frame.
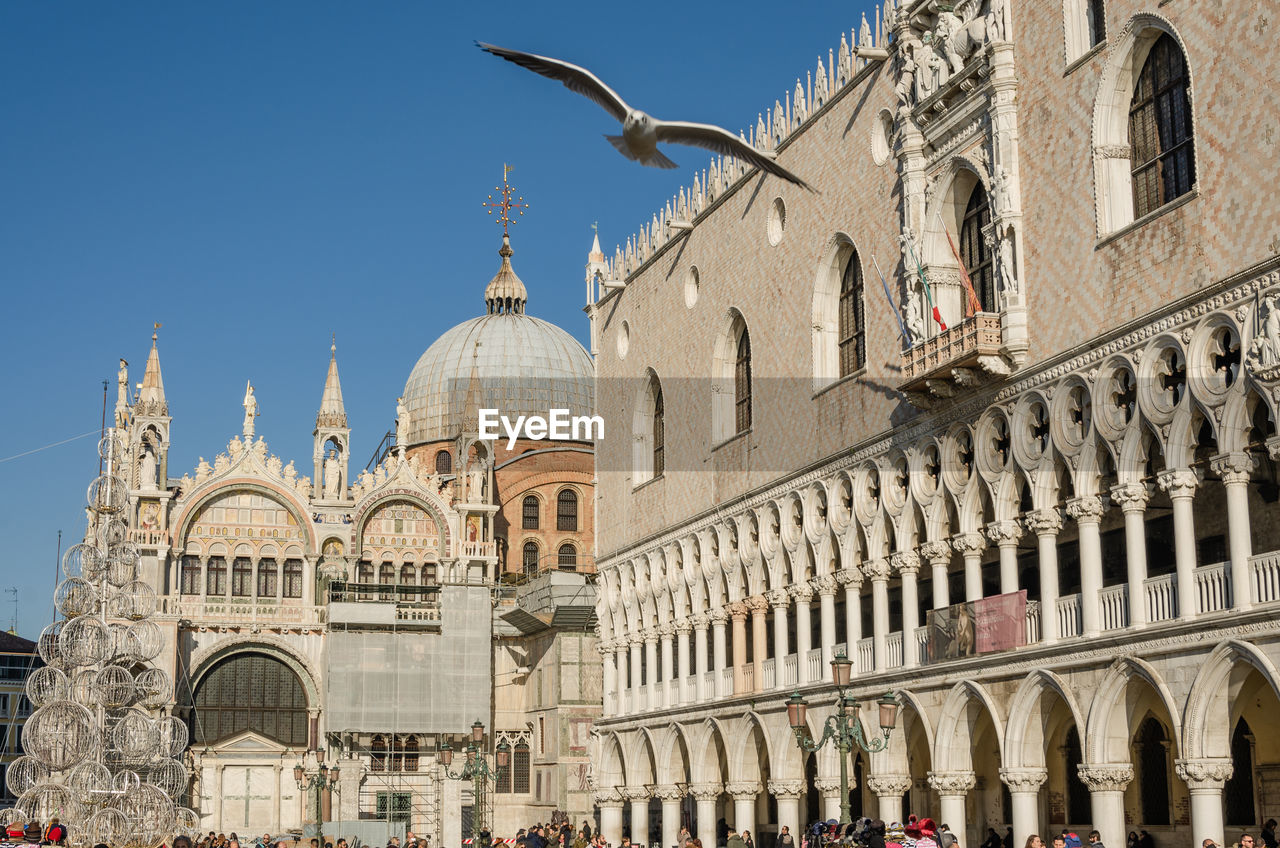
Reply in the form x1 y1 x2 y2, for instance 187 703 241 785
440 719 511 843
294 748 340 839
785 651 900 826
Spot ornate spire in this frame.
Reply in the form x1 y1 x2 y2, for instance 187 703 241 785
482 165 529 315
316 338 347 429
589 221 605 263
137 328 168 416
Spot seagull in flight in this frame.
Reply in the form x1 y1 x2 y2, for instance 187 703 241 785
477 42 814 191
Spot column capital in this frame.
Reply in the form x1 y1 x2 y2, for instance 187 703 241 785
1066 496 1105 524
789 581 816 601
863 558 891 582
708 607 729 625
691 612 710 630
1024 508 1063 536
1076 763 1134 792
745 594 769 614
598 641 616 657
950 532 987 556
688 782 723 801
919 540 953 563
836 568 864 588
627 633 645 648
657 622 676 639
865 774 912 797
620 785 651 802
1174 757 1234 790
727 601 749 621
813 777 843 796
891 551 921 576
592 787 625 805
927 770 977 795
985 520 1023 546
641 627 660 643
724 780 762 800
1110 482 1151 512
765 588 790 608
652 783 684 802
767 779 806 799
998 767 1048 792
674 619 693 635
1210 452 1257 485
1156 467 1202 498
812 574 839 596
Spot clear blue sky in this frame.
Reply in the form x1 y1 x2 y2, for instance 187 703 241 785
0 1 879 639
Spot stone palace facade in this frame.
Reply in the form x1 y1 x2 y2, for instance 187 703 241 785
586 2 1280 848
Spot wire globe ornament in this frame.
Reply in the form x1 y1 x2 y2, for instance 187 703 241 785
55 577 101 618
146 759 188 796
87 475 128 515
86 808 131 847
94 666 136 709
133 668 172 709
175 807 200 840
22 701 97 771
25 666 70 708
60 615 112 667
15 783 79 826
110 580 157 620
155 716 189 758
37 620 66 667
67 761 114 799
62 543 104 580
4 756 51 797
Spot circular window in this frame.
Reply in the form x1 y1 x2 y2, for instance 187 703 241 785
871 109 894 166
767 197 787 246
684 266 700 309
616 320 630 359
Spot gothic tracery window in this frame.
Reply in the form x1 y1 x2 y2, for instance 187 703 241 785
735 323 752 433
1129 33 1195 219
839 251 866 376
652 375 665 478
371 735 387 772
960 185 995 313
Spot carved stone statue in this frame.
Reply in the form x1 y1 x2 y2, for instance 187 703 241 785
396 396 410 457
242 381 258 438
323 451 341 499
1247 294 1280 379
991 166 1013 214
195 457 212 483
905 284 927 344
996 232 1019 296
283 460 297 483
895 44 918 106
138 444 157 491
468 462 487 503
934 9 989 75
988 0 1012 43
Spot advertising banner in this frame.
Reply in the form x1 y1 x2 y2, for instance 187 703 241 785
926 590 1027 662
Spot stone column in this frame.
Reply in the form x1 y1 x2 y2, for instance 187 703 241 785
600 640 617 716
689 783 722 848
919 540 952 612
999 767 1047 848
866 774 911 826
1211 452 1257 611
815 575 838 668
837 570 864 666
892 552 921 667
1025 509 1063 642
1110 483 1151 627
747 595 768 693
865 559 890 672
768 780 805 843
814 777 843 823
792 582 815 683
693 614 710 703
725 781 760 837
1176 758 1234 848
617 639 632 716
1157 468 1201 620
655 784 684 848
645 628 660 710
1077 764 1133 848
766 589 790 688
623 786 651 844
928 771 976 842
1067 497 1105 637
675 620 692 704
302 555 318 607
952 532 987 602
728 602 749 695
711 608 728 698
629 636 644 713
659 623 676 708
595 788 625 846
985 521 1023 596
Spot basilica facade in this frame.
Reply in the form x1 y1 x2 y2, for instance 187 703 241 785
587 3 1280 848
110 232 599 843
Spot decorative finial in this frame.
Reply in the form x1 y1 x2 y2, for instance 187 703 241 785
592 221 598 235
153 321 162 342
331 332 336 354
482 163 529 238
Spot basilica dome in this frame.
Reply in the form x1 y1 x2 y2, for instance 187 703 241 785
401 235 594 446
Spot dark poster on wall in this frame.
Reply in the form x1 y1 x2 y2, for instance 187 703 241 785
926 590 1027 662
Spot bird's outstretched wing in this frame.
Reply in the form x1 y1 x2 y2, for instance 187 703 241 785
477 42 630 123
655 120 815 191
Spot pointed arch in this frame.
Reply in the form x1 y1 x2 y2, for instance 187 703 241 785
1084 656 1183 764
933 679 1006 772
1182 639 1280 760
1004 669 1089 770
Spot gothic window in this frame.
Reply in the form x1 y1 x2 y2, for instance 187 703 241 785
522 541 539 576
496 742 512 793
379 564 395 600
557 543 577 569
357 562 373 600
403 735 419 773
1129 34 1195 219
181 557 201 595
371 735 387 772
435 450 451 475
1086 0 1105 47
1136 716 1172 825
282 559 303 599
257 559 278 598
960 184 995 312
191 651 307 746
557 490 578 531
652 377 665 478
838 251 867 376
206 557 227 596
735 324 752 433
522 496 540 530
512 740 531 794
231 558 253 597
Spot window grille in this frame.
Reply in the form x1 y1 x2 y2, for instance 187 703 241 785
512 741 531 794
557 544 577 569
282 559 303 599
191 652 308 745
206 557 227 596
522 496 539 530
435 450 452 474
557 490 578 531
257 560 278 598
232 558 253 597
1129 33 1195 218
181 557 202 595
522 542 539 576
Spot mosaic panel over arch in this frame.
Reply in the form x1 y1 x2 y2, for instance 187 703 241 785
361 500 443 560
187 490 304 543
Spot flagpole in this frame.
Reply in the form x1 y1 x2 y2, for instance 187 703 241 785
903 234 947 332
872 255 909 343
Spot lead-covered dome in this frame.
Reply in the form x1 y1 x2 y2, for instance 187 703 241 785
401 236 594 446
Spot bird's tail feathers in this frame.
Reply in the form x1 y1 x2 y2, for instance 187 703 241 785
641 149 679 169
604 135 640 161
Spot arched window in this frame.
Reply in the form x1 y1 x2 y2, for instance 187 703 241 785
558 544 577 569
282 559 303 599
191 651 308 745
390 735 405 772
735 324 752 433
960 185 995 312
512 740 531 794
522 496 540 530
206 557 227 596
371 735 387 772
652 378 665 477
522 541 539 576
496 741 513 793
557 490 578 531
435 450 452 475
379 564 395 600
181 557 201 595
257 559 278 598
421 562 438 585
399 564 415 585
232 558 253 597
403 735 419 773
838 251 866 376
1129 33 1195 219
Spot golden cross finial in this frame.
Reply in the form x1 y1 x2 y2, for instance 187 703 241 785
482 163 529 237
592 221 598 235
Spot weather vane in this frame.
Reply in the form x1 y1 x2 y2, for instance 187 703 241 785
482 163 529 237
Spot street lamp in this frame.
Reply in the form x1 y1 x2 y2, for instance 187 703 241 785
295 749 340 839
440 720 509 843
785 651 900 827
